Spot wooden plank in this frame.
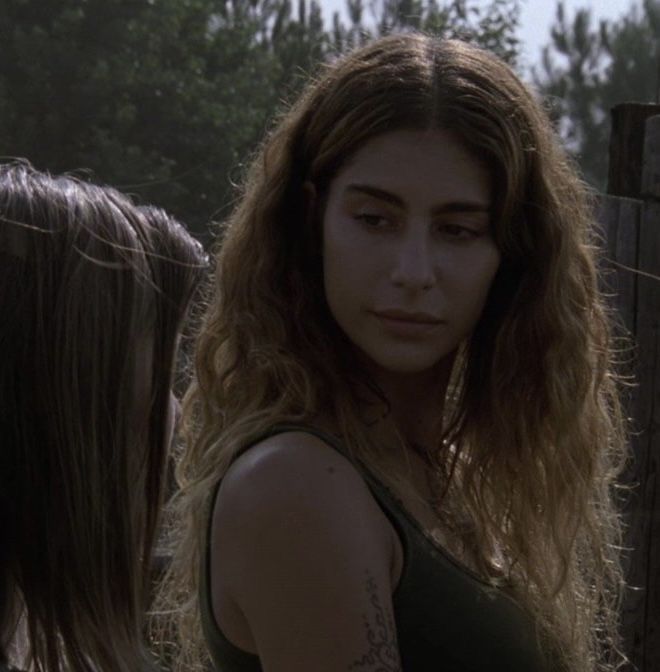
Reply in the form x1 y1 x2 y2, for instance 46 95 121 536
597 193 644 670
596 193 620 262
608 104 660 199
600 103 660 672
636 200 660 672
642 115 660 200
596 195 641 339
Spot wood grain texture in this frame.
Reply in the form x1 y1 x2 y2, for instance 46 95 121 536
598 105 660 669
635 201 660 672
608 103 660 199
597 194 641 338
596 193 645 669
642 115 660 200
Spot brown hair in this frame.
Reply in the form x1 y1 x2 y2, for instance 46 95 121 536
164 34 628 671
0 161 206 671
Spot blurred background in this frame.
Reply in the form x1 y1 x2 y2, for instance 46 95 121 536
1 0 657 241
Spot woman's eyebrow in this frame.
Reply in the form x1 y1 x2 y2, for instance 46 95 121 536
344 183 491 216
345 184 404 207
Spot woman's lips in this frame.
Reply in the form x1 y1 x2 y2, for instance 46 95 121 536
373 309 442 324
371 310 444 336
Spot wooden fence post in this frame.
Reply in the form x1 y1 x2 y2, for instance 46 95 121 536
642 115 660 199
608 103 660 198
634 114 660 672
602 106 660 672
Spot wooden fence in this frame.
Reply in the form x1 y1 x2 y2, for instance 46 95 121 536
598 102 660 672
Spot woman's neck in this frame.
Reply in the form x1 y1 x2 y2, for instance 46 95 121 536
367 354 455 448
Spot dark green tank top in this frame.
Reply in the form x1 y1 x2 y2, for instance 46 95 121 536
200 425 554 671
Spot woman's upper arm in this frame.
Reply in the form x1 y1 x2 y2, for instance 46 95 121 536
211 433 402 672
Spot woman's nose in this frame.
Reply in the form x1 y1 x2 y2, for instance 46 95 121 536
389 231 436 290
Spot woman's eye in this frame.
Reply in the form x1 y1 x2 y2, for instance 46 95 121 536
355 213 389 229
437 223 479 240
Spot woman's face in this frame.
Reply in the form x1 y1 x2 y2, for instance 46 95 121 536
321 128 501 377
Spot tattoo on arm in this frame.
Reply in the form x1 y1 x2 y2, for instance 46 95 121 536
349 571 402 672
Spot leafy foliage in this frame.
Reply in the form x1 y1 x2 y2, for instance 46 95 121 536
328 0 520 64
0 0 521 237
534 0 660 189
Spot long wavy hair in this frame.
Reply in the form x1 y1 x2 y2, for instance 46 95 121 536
162 34 629 671
0 162 206 672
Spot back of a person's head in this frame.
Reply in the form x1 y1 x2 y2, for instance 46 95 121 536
0 161 205 672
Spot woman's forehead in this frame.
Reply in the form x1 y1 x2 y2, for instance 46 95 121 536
328 129 492 208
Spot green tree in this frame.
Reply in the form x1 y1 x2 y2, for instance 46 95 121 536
328 0 520 66
534 0 660 189
0 0 283 236
0 0 521 238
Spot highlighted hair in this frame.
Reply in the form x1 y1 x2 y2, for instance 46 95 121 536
162 35 628 671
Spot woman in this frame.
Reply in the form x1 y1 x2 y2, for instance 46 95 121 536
0 162 206 672
163 34 628 672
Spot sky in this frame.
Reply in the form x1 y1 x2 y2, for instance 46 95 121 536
317 0 636 74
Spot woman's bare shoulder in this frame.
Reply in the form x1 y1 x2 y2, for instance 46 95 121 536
210 430 402 671
214 430 387 541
